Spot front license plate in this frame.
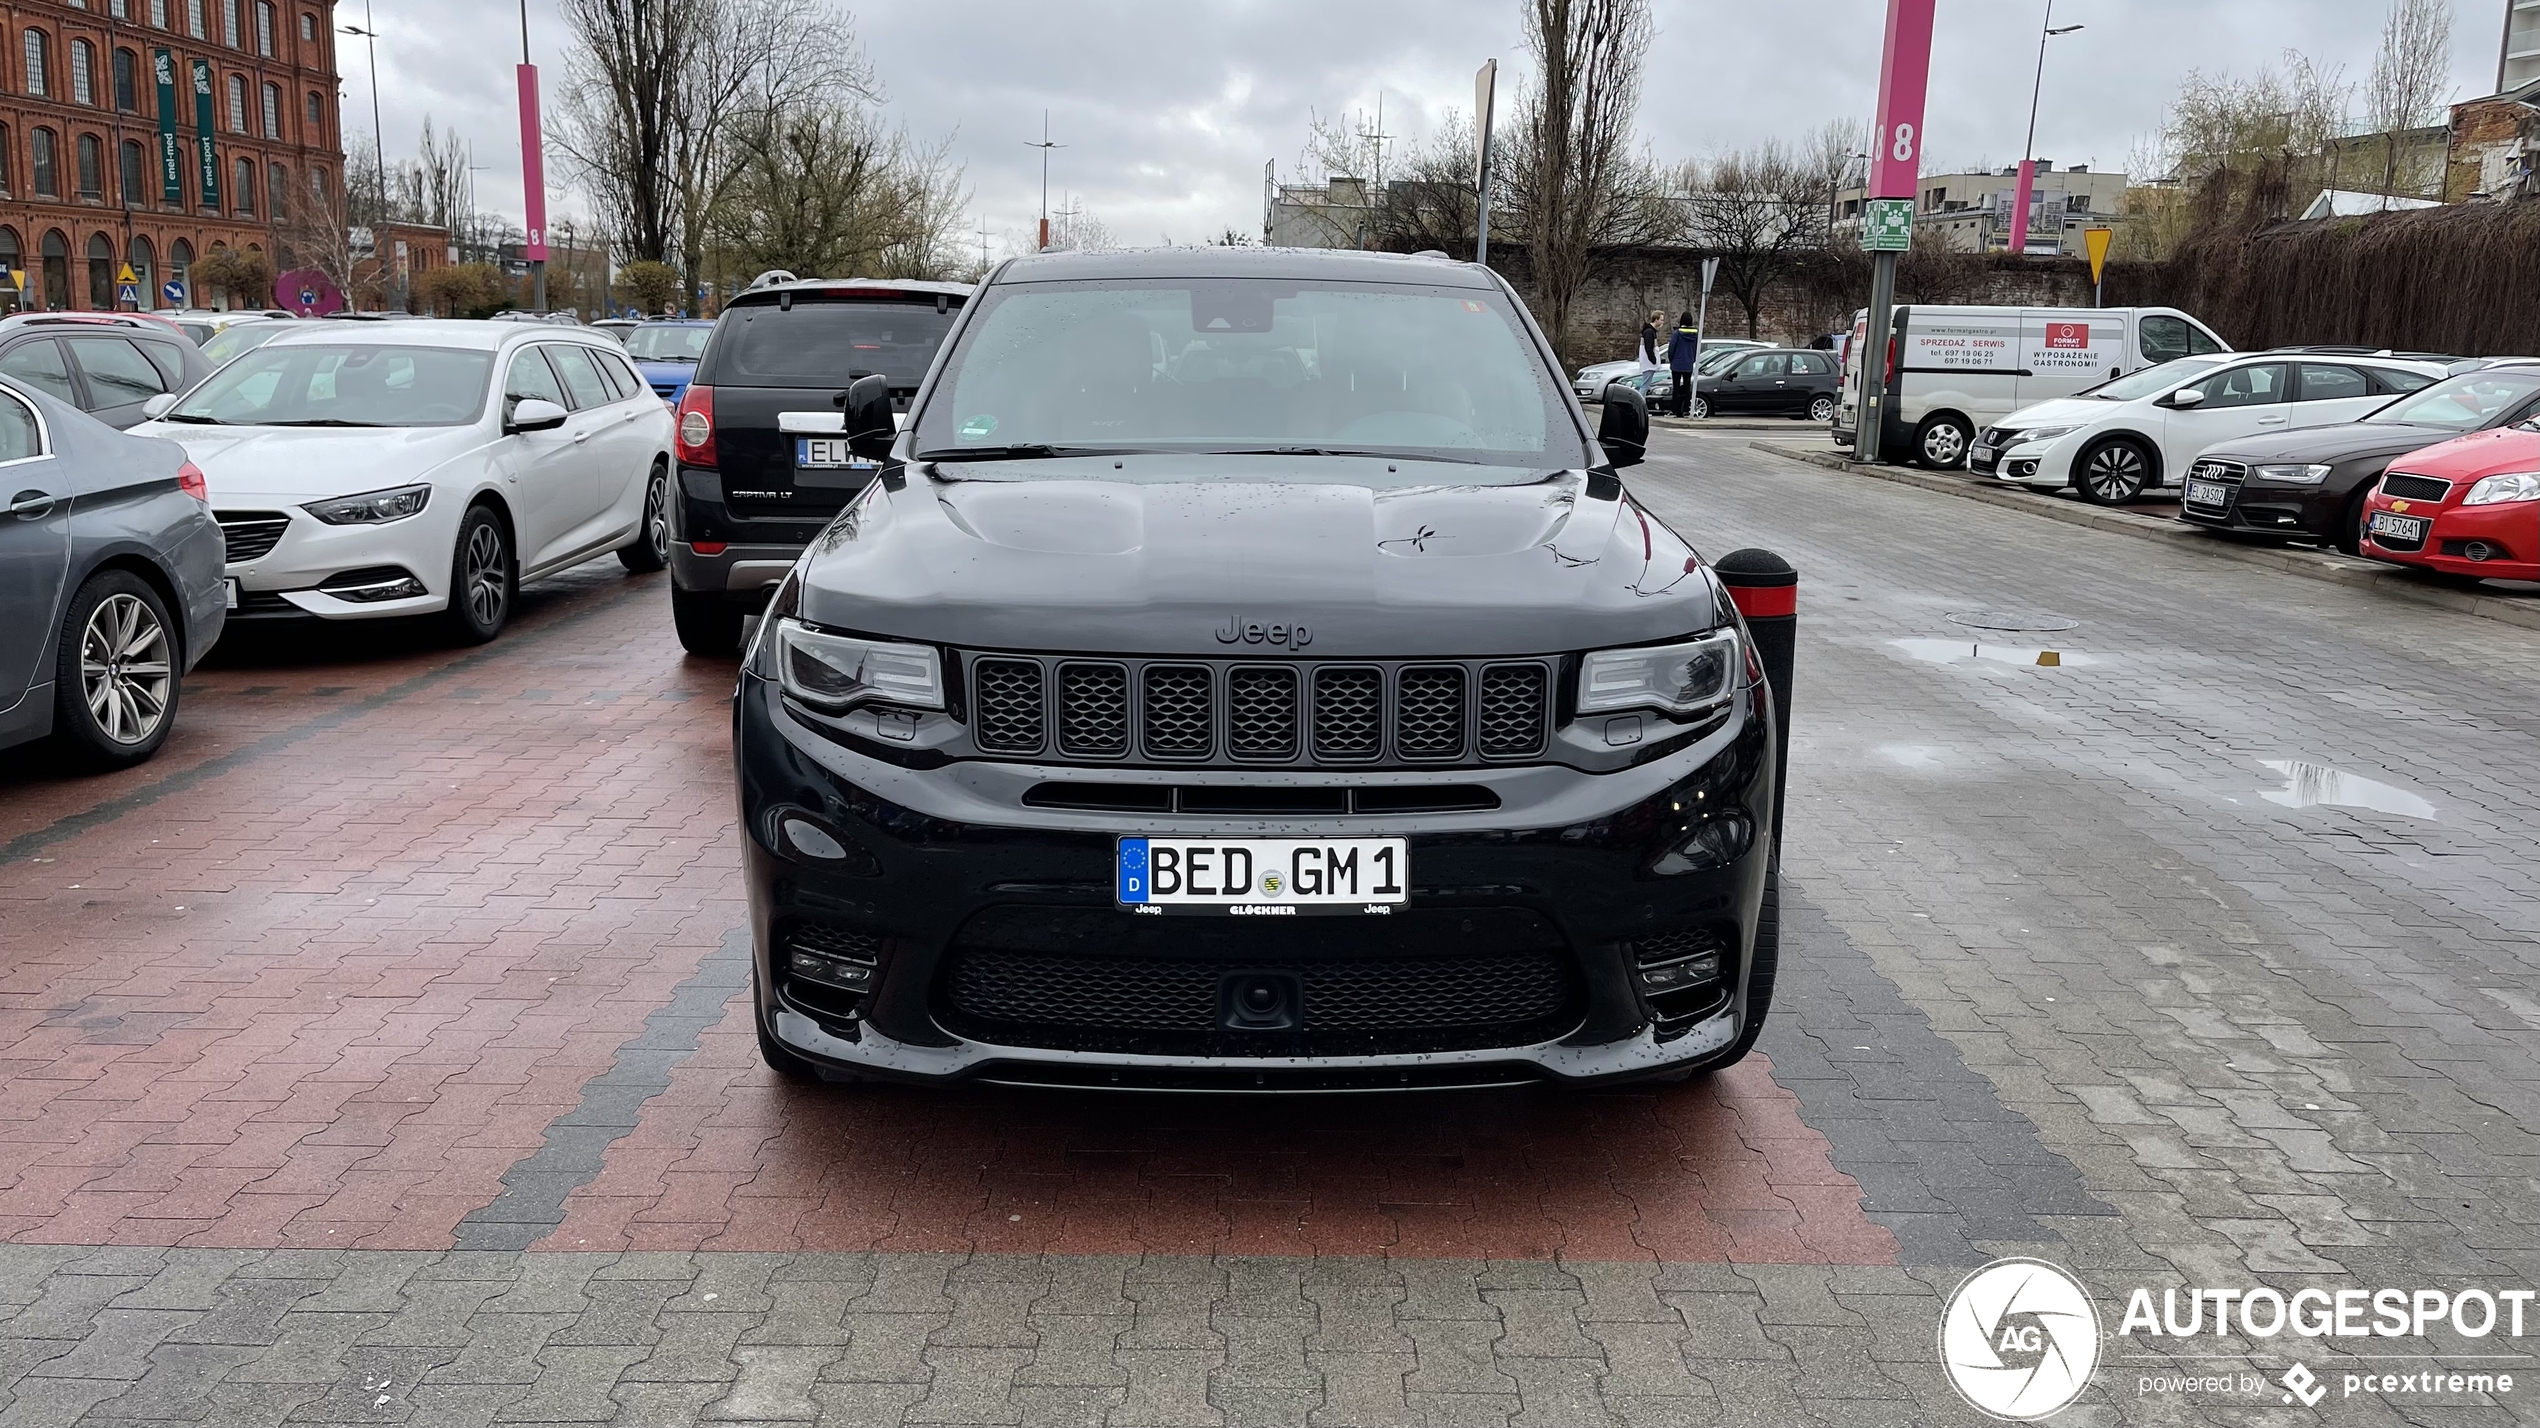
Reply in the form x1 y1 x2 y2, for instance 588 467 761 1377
2368 512 2428 543
2184 479 2232 508
1118 837 1407 916
1970 444 1995 463
223 578 239 610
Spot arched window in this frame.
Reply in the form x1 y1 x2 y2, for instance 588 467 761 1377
305 90 322 135
86 233 114 310
0 230 20 310
119 139 144 204
30 129 56 199
40 230 68 312
298 11 313 42
69 39 93 105
23 31 50 98
309 165 326 205
266 160 285 220
0 124 12 195
129 236 153 304
260 81 280 138
233 155 253 214
169 237 192 304
113 48 137 111
254 1 273 56
226 74 246 133
76 134 101 198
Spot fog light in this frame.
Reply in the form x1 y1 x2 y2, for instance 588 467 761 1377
2464 540 2496 562
2008 459 2038 479
1651 812 1754 876
1637 953 1721 991
787 949 873 990
782 817 847 860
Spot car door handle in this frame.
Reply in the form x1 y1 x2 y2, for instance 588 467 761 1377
8 489 54 519
2256 414 2288 425
572 430 591 443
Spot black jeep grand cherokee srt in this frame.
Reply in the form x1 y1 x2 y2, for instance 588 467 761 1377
735 248 1780 1090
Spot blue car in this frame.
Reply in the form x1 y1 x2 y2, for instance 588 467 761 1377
624 319 715 405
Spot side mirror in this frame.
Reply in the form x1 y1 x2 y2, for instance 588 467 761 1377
508 397 569 433
844 373 894 460
141 393 178 421
1597 381 1649 468
2165 387 2206 409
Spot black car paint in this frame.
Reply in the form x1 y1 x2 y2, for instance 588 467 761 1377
733 248 1773 1089
1701 350 1839 417
2181 401 2540 545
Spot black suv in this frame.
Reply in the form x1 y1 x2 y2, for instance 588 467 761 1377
2179 360 2540 552
0 314 213 429
667 279 971 654
733 248 1780 1091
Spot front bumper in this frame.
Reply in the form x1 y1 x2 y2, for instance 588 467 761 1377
2360 496 2540 580
220 498 458 621
736 667 1778 1089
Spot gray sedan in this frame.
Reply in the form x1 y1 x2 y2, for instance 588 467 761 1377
0 376 226 768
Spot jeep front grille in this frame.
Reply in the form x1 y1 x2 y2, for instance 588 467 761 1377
959 653 1554 770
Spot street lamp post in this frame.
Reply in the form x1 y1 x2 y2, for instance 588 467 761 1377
338 2 391 310
1026 112 1063 251
2008 4 2083 255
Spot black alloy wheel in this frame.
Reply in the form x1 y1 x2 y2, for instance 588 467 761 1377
620 464 670 573
443 504 514 644
2075 438 2154 505
52 569 180 769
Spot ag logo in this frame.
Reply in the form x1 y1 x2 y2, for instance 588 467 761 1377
1938 1258 2100 1420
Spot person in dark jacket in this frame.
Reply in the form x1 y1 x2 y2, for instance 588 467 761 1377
1666 312 1701 417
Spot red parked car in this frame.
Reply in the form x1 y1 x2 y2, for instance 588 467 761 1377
2357 426 2540 584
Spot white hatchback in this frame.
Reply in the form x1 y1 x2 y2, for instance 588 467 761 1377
134 321 676 643
1970 351 2456 505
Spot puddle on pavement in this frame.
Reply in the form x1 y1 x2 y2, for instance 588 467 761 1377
1946 609 2080 632
2259 759 2436 819
1890 638 2100 668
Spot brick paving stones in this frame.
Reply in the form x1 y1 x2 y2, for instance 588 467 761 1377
3 434 2538 1423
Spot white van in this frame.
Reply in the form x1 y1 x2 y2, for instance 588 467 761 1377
1834 305 2231 467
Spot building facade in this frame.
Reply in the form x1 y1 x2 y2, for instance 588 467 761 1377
0 0 341 312
1834 164 2129 255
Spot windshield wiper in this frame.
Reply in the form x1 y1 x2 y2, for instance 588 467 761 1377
1208 446 1485 465
160 413 226 424
265 418 390 428
915 443 1136 461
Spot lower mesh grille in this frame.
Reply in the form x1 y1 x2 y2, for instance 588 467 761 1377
1630 927 1723 966
2380 473 2450 501
786 923 885 960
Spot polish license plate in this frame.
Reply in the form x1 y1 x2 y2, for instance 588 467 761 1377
795 437 875 470
1970 444 1995 464
2184 480 2232 509
1117 837 1408 916
2368 512 2428 543
223 578 239 609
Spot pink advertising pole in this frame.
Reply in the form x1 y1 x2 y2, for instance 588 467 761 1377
1855 0 1936 464
518 63 548 311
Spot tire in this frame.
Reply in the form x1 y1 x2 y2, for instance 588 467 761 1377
442 504 514 645
618 464 670 573
2074 437 2154 505
50 569 180 770
671 584 745 657
1695 866 1780 1075
1690 395 1710 420
2336 487 2371 556
1914 415 1972 469
1806 394 1837 423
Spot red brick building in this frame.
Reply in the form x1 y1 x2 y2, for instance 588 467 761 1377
0 0 343 311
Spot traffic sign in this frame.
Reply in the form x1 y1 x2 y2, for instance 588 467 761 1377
8 270 23 292
161 280 185 305
1861 198 1915 252
117 283 140 307
118 263 138 285
2083 226 2113 283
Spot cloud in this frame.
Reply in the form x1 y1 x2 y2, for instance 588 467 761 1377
366 0 2502 257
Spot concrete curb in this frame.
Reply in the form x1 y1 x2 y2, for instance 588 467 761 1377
1643 416 1832 433
1746 440 2540 633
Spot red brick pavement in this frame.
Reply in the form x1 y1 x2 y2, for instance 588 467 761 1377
0 567 1895 1265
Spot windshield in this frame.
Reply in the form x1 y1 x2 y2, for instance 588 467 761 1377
2084 356 2227 402
2366 368 2540 430
708 299 956 388
169 344 494 427
1696 347 1747 374
912 277 1584 470
625 324 711 362
199 322 290 369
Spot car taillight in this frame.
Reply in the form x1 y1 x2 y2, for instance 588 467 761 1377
676 383 716 468
1883 336 1899 387
176 461 208 502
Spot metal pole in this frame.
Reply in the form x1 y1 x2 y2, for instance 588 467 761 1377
1856 250 1897 464
1691 256 1716 417
1473 150 1491 266
522 0 544 313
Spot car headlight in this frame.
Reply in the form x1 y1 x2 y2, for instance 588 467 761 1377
2463 471 2540 505
2012 425 2077 445
302 484 431 524
1578 627 1743 719
772 618 944 712
2251 463 2331 485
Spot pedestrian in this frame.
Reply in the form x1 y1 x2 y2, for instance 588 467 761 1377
1637 309 1663 374
1666 310 1700 418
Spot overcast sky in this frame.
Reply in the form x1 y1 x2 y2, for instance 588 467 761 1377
356 0 2509 259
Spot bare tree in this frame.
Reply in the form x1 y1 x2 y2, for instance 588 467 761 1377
709 103 971 281
1679 142 1826 339
2367 0 2452 196
1503 0 1677 364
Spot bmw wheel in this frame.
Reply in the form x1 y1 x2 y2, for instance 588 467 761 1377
444 504 515 644
52 570 179 769
2075 438 2154 505
620 463 671 573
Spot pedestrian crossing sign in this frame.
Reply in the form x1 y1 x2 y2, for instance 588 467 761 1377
1861 198 1914 253
118 283 140 306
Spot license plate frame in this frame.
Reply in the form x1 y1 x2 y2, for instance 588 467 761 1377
1117 836 1408 917
796 436 880 488
2368 511 2428 544
223 577 239 610
2184 479 2233 509
1970 444 1996 464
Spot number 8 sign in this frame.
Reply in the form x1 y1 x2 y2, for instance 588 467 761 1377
1867 0 1936 201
